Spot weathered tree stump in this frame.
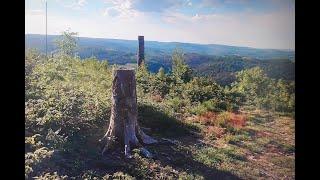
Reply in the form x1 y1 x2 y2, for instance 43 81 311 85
100 68 157 158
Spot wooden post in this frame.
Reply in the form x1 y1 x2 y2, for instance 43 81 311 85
100 68 157 158
137 36 144 67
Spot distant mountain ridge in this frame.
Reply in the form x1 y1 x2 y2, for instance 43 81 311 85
25 34 295 86
25 34 295 61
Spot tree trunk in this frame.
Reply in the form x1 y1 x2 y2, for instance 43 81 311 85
100 68 157 158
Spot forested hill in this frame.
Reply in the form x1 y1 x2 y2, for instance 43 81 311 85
187 55 295 86
25 34 295 85
26 34 294 61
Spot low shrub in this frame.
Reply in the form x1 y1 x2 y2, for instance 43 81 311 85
33 172 68 180
216 112 247 130
229 113 247 128
182 77 224 103
196 112 217 125
189 100 222 116
166 97 189 113
25 147 55 179
189 103 208 116
215 112 231 126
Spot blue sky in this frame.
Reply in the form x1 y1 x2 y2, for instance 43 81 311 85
25 0 295 50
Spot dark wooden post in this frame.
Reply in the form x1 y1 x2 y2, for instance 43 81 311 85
137 36 144 67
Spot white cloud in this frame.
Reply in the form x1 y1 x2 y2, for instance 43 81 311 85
55 0 87 10
161 8 294 49
26 0 295 49
102 0 140 19
68 0 87 10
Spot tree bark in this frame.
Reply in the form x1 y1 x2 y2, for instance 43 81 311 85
100 68 157 158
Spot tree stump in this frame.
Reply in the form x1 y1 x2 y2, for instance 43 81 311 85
100 68 157 158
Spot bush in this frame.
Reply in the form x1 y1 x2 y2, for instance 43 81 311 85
33 172 68 180
215 112 231 126
214 112 247 132
171 48 193 83
221 101 239 112
25 134 43 152
25 147 55 179
232 67 294 113
182 77 224 103
34 172 68 180
189 103 208 116
189 99 239 116
166 97 189 113
25 51 114 178
196 112 218 125
189 100 218 115
25 55 111 135
149 70 172 97
136 63 152 94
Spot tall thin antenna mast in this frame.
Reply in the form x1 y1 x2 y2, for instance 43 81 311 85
45 0 48 59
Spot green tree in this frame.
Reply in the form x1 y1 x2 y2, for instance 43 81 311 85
55 30 79 56
150 67 171 97
232 67 295 112
136 62 152 94
171 48 193 83
232 67 271 109
268 79 295 112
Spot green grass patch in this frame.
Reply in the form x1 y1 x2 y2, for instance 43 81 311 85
269 156 295 169
194 146 246 167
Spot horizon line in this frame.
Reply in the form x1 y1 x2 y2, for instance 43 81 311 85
25 33 295 51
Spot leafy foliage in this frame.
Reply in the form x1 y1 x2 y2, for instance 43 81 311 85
171 48 193 83
25 31 294 179
231 67 294 112
54 30 79 57
25 33 113 178
182 77 223 103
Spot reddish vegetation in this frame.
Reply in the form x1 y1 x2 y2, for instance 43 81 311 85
196 112 218 125
195 111 247 128
229 113 247 128
190 111 248 140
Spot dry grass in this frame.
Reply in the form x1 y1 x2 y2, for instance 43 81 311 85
204 126 225 140
196 111 218 125
193 111 247 129
229 113 247 128
182 109 295 179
